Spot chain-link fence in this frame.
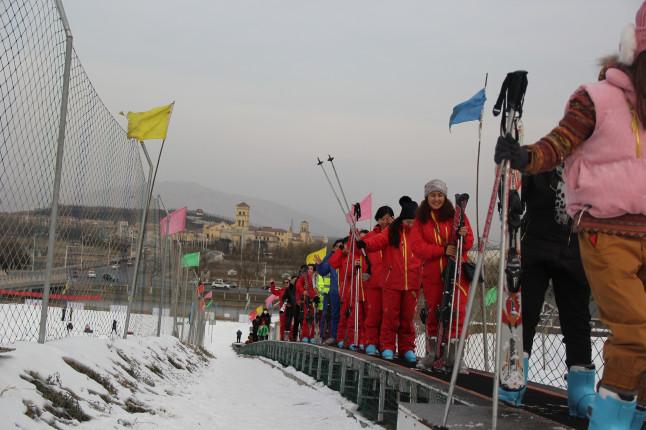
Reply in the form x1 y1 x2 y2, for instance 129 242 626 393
0 1 205 348
413 248 608 390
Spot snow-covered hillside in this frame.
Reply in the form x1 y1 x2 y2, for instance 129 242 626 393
0 321 380 429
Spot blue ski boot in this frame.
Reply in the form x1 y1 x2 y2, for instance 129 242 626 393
588 387 636 430
566 365 596 418
382 349 394 360
365 345 379 356
337 341 345 348
349 344 358 351
302 337 309 343
498 352 529 407
403 351 417 363
631 406 646 430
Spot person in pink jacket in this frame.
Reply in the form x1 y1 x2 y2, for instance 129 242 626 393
495 3 646 428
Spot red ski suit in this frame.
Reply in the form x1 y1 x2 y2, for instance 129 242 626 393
364 223 421 354
296 274 317 340
269 282 287 340
410 211 474 339
328 243 367 346
362 225 386 348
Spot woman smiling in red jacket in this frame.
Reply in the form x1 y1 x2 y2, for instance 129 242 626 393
410 179 474 368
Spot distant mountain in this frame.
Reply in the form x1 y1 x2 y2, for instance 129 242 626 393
154 181 345 237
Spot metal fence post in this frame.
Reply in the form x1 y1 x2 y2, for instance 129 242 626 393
156 195 170 337
38 0 73 344
123 143 154 339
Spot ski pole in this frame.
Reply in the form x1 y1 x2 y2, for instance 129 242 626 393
317 157 365 251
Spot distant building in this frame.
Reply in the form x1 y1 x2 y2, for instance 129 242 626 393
202 202 327 250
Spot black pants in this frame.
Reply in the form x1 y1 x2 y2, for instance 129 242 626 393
521 236 592 368
236 334 241 342
285 304 301 340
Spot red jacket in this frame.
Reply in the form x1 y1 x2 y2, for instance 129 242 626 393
362 225 385 289
363 223 421 291
328 242 367 302
269 282 287 305
410 210 474 288
295 274 317 305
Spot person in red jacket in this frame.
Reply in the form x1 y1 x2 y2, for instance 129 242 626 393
296 265 318 342
329 235 368 349
269 277 290 341
410 179 474 368
362 206 394 356
359 196 421 362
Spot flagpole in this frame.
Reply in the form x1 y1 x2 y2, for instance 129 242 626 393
476 73 488 246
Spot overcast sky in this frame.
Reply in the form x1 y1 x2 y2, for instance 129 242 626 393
63 0 640 236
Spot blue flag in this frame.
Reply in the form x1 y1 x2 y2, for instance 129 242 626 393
449 88 486 129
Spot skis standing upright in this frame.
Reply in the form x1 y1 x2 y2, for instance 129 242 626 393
491 70 528 425
432 193 469 372
440 70 528 430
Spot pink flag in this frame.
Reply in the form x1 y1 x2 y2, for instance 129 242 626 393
204 291 213 300
346 193 372 222
160 207 187 237
265 294 279 309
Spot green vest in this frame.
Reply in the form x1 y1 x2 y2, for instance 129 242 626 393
317 275 330 310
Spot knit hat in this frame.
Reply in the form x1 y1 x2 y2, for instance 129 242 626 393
619 1 646 65
399 196 418 220
424 179 448 197
374 205 394 221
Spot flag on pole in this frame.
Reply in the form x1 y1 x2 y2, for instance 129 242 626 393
160 207 187 237
249 310 257 320
205 300 213 309
123 102 174 141
255 305 263 315
265 294 279 309
181 252 200 268
449 89 486 129
204 291 213 300
346 193 373 222
306 247 328 265
485 287 497 307
196 283 205 296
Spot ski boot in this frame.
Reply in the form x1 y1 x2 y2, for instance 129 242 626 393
309 338 316 344
498 352 529 407
418 336 436 368
359 344 365 352
348 344 358 351
566 364 596 418
302 337 309 343
403 351 417 363
632 406 646 430
382 349 394 360
365 344 379 356
588 387 636 430
283 331 290 341
324 337 336 346
337 340 345 348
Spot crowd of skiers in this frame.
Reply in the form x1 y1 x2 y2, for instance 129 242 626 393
268 182 474 371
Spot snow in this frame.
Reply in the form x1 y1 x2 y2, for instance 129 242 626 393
0 320 381 429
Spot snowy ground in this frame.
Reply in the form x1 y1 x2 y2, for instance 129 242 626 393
0 321 381 429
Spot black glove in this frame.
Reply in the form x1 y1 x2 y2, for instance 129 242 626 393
494 135 530 171
356 240 367 249
313 296 320 305
420 307 427 324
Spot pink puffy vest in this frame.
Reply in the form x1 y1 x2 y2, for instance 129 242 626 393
563 69 646 219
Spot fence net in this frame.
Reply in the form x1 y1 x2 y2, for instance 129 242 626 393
0 1 201 346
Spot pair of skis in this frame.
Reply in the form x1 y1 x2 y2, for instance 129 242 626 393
432 193 469 372
440 70 528 430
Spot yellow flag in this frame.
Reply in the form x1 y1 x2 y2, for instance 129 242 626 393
256 305 263 315
125 103 174 141
306 246 328 265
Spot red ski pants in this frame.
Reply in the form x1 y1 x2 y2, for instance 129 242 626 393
278 312 286 341
300 303 316 340
364 287 383 347
423 280 469 340
380 289 418 353
336 299 365 346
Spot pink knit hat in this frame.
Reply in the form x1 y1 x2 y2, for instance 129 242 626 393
619 1 646 64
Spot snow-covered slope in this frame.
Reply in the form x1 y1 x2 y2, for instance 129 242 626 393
0 322 380 429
